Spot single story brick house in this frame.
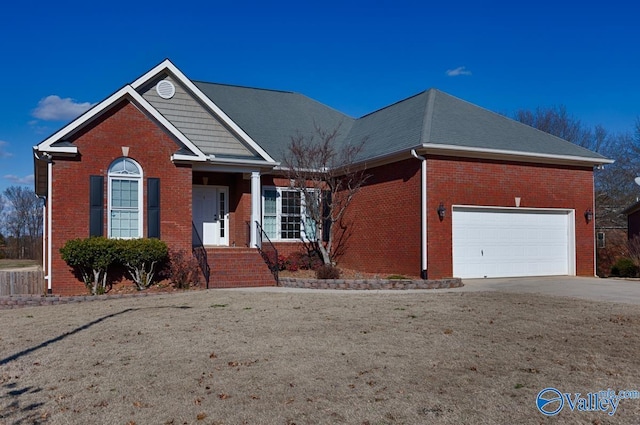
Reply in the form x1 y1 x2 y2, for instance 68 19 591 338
34 59 611 295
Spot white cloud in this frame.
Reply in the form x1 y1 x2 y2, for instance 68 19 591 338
0 141 12 158
32 95 95 121
4 174 34 185
446 66 472 77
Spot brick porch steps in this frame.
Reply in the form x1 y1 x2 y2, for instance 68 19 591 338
206 247 277 288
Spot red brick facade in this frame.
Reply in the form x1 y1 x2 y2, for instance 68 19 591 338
338 159 422 276
338 156 596 279
50 101 193 295
427 156 595 278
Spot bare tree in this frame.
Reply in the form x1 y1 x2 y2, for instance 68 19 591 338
284 126 369 265
514 105 598 151
512 106 640 224
3 186 43 259
0 193 5 258
0 192 4 230
514 106 640 274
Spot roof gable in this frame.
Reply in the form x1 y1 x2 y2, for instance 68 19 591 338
34 84 208 161
132 60 276 164
138 74 259 159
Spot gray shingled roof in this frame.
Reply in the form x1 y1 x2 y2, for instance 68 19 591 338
194 82 354 162
194 82 609 164
426 89 608 160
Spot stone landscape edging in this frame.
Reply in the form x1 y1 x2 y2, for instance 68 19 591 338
0 277 464 309
0 292 167 309
279 276 463 290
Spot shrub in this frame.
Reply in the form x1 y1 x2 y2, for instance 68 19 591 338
277 254 287 271
316 264 341 279
118 238 168 290
286 251 323 271
265 251 287 270
61 237 169 294
167 249 202 289
60 237 119 295
611 258 638 278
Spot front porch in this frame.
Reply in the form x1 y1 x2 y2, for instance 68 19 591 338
190 171 278 288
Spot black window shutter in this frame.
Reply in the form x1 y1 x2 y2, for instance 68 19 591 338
322 190 331 242
147 178 160 238
89 175 104 237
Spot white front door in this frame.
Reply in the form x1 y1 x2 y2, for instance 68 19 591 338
193 185 229 246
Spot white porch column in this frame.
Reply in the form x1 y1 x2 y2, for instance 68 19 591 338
250 171 261 248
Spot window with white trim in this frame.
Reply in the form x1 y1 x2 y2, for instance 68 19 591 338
262 187 317 241
108 157 143 238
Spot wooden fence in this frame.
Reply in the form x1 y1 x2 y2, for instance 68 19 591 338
0 269 45 296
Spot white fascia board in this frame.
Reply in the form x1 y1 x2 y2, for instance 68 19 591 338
420 143 615 167
273 140 613 175
205 156 279 167
132 60 277 164
172 153 203 162
190 157 279 173
35 83 207 161
35 145 78 154
36 86 133 151
192 163 274 174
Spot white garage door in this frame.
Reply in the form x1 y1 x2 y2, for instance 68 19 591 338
452 207 574 279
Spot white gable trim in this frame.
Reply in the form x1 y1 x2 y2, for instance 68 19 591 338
131 59 277 164
34 85 208 161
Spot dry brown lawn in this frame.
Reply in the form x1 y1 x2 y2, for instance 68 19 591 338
1 289 639 424
0 260 39 270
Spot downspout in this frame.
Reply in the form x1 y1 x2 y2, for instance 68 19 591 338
411 149 428 279
592 167 597 277
46 158 53 293
34 151 53 293
37 195 46 284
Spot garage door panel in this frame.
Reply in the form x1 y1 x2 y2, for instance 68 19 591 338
452 208 571 279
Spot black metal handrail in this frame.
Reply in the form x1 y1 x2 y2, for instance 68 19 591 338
255 221 279 285
192 222 211 289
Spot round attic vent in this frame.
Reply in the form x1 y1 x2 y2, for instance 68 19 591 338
156 79 175 99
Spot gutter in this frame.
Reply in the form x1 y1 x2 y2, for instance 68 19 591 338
411 149 428 279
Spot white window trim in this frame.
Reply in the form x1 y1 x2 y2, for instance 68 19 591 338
262 186 318 242
107 158 143 239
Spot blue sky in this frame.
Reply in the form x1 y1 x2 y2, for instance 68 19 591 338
1 0 638 195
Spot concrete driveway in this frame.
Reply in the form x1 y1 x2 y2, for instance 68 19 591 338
454 276 640 305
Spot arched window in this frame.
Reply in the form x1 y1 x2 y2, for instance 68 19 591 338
108 157 142 238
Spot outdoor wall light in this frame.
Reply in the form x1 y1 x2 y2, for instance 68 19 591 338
437 202 446 221
584 208 593 223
